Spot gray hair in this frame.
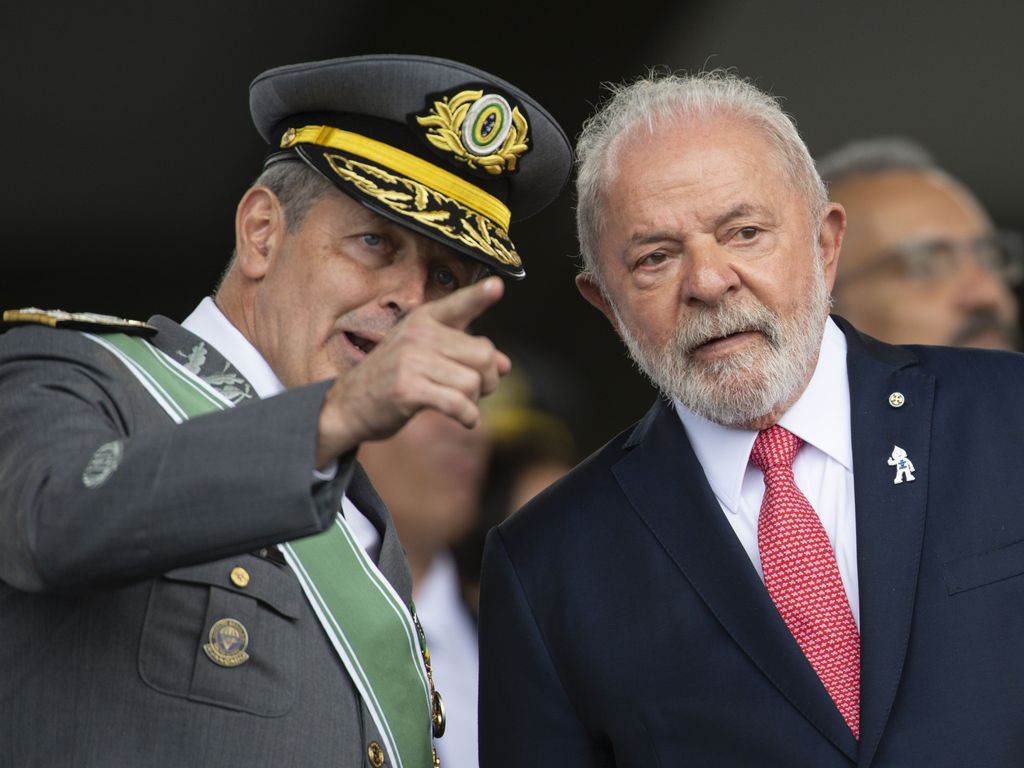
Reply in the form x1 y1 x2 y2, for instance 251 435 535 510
253 158 337 232
816 136 937 189
575 69 828 287
215 159 336 291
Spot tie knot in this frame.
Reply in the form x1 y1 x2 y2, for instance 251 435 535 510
750 424 804 473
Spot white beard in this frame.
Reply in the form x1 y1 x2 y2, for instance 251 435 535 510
613 255 829 427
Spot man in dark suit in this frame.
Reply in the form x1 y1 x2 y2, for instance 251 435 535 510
0 55 570 767
478 70 1024 767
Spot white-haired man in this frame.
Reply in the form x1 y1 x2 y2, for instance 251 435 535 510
478 71 1024 766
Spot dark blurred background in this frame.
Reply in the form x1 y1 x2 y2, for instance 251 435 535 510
4 0 1022 455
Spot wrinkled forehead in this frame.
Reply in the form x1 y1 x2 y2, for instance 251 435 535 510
602 111 804 203
602 113 804 213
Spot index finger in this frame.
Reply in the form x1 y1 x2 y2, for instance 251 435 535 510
425 276 504 330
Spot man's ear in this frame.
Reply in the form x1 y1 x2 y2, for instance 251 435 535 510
234 186 285 280
818 202 846 295
576 272 620 331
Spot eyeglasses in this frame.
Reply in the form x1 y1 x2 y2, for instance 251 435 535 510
836 230 1024 289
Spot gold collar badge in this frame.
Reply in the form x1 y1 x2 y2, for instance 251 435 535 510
416 90 530 175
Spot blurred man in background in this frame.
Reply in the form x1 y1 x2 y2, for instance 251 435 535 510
361 358 579 767
359 411 490 768
817 137 1022 349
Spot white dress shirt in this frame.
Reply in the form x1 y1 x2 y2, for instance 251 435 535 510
415 551 479 768
181 297 381 558
674 318 860 627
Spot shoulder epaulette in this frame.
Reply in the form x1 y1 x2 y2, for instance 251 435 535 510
2 308 158 337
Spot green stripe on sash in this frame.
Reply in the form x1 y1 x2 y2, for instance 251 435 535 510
86 332 434 768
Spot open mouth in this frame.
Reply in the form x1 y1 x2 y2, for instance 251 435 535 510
344 332 378 355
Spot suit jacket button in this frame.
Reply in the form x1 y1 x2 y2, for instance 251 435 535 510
230 566 250 588
367 740 386 767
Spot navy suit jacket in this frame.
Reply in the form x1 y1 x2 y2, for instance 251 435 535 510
479 317 1024 767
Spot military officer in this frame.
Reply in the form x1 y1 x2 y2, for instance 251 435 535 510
0 54 570 767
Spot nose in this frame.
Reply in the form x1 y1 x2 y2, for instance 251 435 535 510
681 238 741 306
379 258 429 318
952 253 1016 319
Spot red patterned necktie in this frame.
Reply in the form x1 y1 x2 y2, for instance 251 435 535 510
751 424 860 739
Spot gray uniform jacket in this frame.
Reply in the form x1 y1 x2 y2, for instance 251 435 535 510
0 316 414 767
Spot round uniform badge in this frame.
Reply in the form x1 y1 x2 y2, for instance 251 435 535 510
203 618 250 667
462 94 513 156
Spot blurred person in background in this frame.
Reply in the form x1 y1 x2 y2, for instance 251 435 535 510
359 411 491 768
456 363 578 613
817 136 1022 349
361 354 580 766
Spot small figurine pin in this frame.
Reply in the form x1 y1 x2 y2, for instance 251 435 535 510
887 445 916 484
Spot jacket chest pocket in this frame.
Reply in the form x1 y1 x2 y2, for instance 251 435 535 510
138 555 303 717
943 537 1024 595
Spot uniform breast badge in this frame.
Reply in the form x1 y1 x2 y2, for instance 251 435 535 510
203 618 250 667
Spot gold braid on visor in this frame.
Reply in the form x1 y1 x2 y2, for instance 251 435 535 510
281 125 511 231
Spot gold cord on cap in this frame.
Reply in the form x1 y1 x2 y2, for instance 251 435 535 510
281 125 512 231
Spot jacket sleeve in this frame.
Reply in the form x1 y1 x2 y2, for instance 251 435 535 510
0 326 352 593
478 527 612 768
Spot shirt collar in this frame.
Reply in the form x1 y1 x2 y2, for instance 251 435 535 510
181 296 285 400
674 317 851 514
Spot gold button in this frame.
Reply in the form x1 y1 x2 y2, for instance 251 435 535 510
230 567 250 588
280 127 297 148
888 392 906 408
367 741 385 767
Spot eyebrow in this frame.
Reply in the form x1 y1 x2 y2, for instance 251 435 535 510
626 230 682 248
624 203 773 248
705 203 769 230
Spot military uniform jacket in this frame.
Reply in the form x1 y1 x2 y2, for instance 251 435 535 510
0 316 414 767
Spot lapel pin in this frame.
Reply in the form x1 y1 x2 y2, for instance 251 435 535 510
888 392 906 408
887 445 916 484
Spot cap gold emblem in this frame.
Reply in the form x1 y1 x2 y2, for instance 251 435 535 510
203 618 250 667
416 90 530 175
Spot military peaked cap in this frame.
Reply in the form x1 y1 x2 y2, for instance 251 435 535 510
250 54 572 278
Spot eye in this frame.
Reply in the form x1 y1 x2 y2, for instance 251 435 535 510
735 226 760 241
431 265 460 292
636 251 669 268
360 233 384 248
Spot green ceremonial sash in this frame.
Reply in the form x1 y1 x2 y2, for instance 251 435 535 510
85 332 434 768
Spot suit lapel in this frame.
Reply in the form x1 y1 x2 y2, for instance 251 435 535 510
613 398 858 762
838 319 932 768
